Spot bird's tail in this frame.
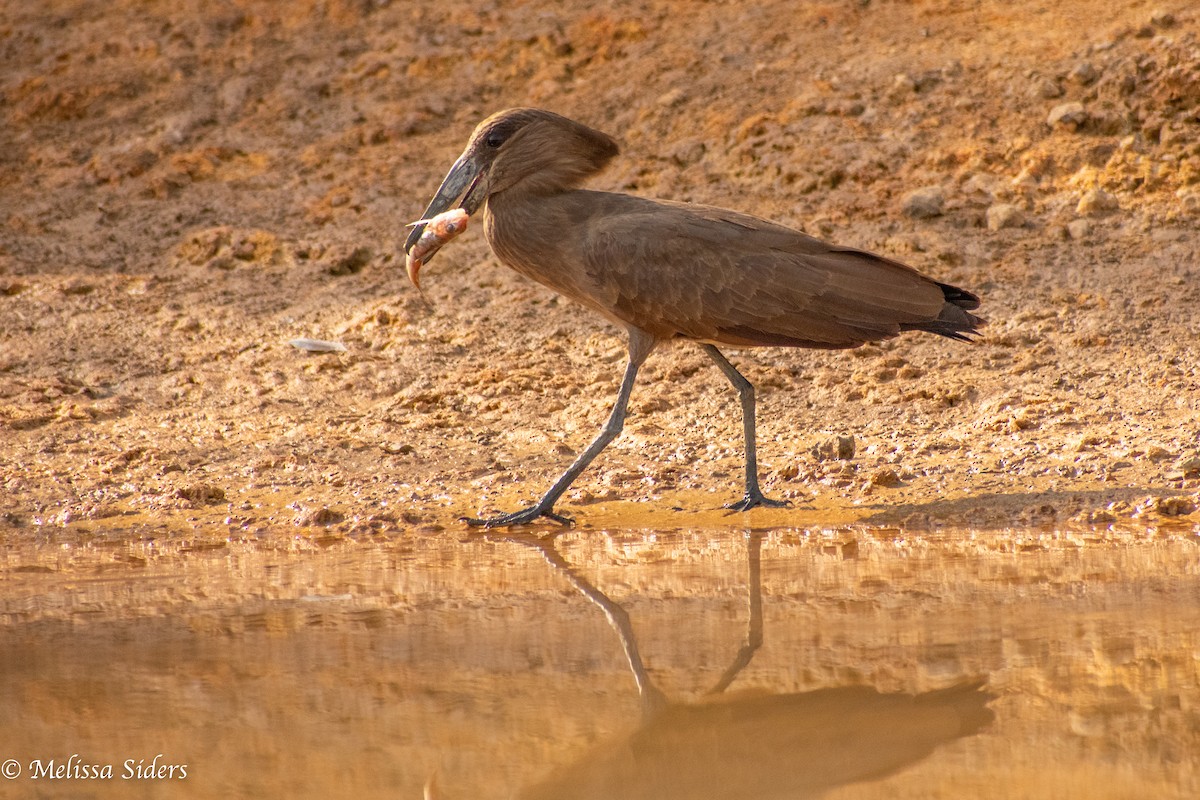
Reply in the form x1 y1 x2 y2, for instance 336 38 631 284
901 282 985 342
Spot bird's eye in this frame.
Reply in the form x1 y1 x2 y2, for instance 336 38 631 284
484 129 507 148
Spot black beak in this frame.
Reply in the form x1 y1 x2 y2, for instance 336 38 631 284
403 153 487 259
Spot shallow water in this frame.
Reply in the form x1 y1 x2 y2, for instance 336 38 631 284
1 525 1197 799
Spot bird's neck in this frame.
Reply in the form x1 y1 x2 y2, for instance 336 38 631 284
484 189 578 272
482 189 614 311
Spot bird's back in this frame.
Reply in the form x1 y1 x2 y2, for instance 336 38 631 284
486 189 982 348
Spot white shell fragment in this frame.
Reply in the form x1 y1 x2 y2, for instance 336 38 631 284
289 338 348 353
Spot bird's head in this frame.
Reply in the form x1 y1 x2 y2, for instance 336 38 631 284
403 108 618 267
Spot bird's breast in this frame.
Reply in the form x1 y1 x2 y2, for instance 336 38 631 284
483 198 627 321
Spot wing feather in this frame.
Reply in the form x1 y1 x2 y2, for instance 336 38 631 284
577 193 962 348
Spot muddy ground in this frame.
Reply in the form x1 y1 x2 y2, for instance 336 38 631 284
2 0 1199 538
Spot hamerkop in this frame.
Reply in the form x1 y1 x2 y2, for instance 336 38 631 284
405 108 982 527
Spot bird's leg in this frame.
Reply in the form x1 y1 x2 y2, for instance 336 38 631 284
702 345 790 511
463 331 655 528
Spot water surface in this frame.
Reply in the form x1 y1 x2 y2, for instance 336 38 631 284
1 525 1197 798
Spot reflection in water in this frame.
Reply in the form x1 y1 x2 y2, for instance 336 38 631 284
0 526 1197 798
505 533 993 800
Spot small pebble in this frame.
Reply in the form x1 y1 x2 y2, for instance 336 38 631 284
327 245 372 276
1155 497 1196 517
811 435 856 462
900 186 945 219
1075 509 1117 524
657 88 686 108
1032 77 1063 99
1066 218 1092 240
1068 61 1098 85
1010 166 1040 191
1047 102 1088 130
294 506 345 526
1076 188 1119 216
890 72 917 98
177 484 226 505
869 467 903 488
1150 10 1176 27
1145 445 1174 462
233 239 257 260
986 203 1025 231
1177 457 1200 479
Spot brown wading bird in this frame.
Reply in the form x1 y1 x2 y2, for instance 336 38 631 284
404 108 983 528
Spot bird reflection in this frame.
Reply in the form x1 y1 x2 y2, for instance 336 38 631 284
493 531 994 800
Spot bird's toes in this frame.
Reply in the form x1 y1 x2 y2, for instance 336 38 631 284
723 492 791 513
460 506 575 528
541 509 576 526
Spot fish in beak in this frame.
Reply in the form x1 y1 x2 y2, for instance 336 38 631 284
404 208 470 289
403 153 488 288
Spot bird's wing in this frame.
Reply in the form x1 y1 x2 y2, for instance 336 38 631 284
580 196 951 348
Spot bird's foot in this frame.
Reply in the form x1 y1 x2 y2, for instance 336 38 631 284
724 490 791 513
461 504 575 528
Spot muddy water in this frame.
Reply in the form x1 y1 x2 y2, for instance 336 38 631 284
0 525 1197 799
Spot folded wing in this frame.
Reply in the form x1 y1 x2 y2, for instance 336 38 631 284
581 195 981 349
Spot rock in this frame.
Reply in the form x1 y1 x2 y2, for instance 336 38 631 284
1150 10 1176 27
1155 497 1196 517
986 203 1025 231
668 139 706 167
889 72 917 98
770 462 801 481
1032 77 1063 99
1010 167 1040 191
176 484 226 505
1068 61 1098 85
963 173 1000 197
293 505 345 526
811 435 856 462
1072 508 1116 524
1076 188 1119 216
1047 102 1088 130
326 245 372 276
900 186 945 219
656 87 686 108
1177 457 1200 479
1066 218 1092 240
835 435 856 460
61 281 95 296
868 467 903 488
1088 110 1126 136
1159 120 1189 148
1144 445 1174 461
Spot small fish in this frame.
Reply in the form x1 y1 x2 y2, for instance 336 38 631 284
404 208 469 289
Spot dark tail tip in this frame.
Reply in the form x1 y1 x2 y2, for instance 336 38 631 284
901 281 985 341
937 282 981 311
